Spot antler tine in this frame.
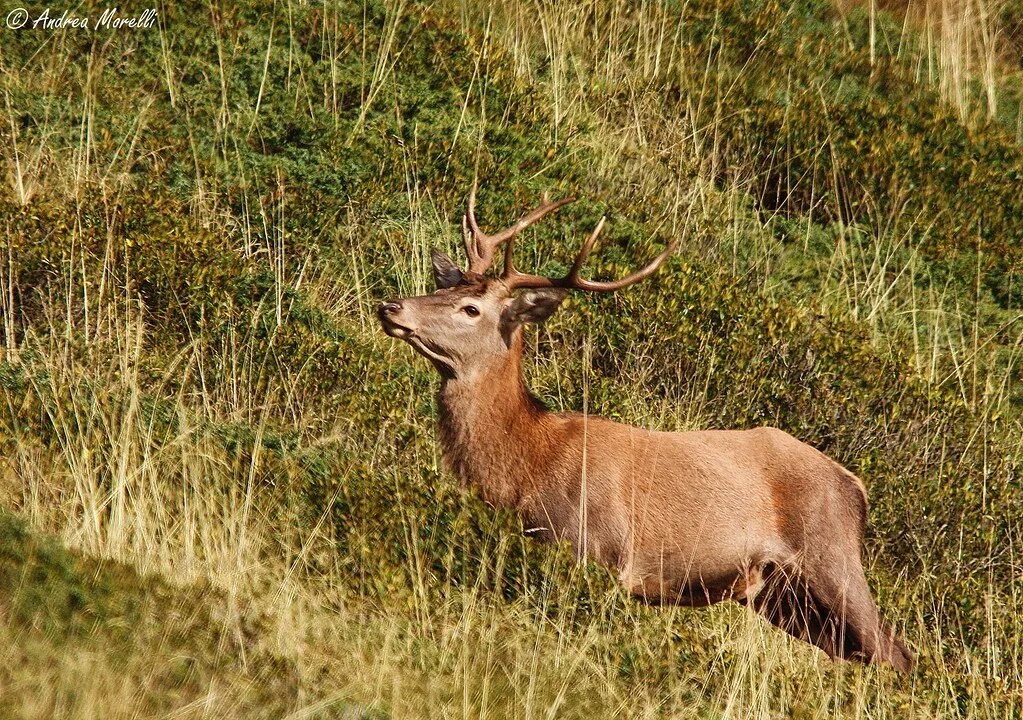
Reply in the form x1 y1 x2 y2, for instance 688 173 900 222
563 216 606 282
503 216 675 292
462 186 576 274
462 185 486 272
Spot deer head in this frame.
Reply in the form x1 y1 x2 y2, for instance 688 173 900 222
378 187 675 379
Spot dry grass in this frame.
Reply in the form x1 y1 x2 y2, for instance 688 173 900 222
836 0 1022 122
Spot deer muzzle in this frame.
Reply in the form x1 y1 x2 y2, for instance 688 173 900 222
378 301 413 339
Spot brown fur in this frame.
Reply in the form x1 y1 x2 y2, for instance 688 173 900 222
380 276 914 673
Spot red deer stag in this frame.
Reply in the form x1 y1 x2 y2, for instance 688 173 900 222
378 188 913 672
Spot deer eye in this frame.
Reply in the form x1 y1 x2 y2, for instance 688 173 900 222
462 305 480 317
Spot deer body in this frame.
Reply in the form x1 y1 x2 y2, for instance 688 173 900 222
380 189 913 672
437 330 875 607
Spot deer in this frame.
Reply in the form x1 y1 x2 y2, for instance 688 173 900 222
377 188 914 673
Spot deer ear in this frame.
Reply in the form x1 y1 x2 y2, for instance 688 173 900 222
500 289 567 344
432 249 464 289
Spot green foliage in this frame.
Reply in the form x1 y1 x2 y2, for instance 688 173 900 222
705 2 1023 306
0 510 97 635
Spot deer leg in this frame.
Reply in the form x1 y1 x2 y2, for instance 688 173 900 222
749 564 844 659
801 558 914 672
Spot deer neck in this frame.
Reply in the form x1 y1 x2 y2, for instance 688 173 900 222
437 333 561 508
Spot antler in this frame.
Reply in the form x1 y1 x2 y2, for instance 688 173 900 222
461 187 675 292
503 216 676 292
462 185 575 274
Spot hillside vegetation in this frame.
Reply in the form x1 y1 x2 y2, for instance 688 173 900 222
1 0 1022 716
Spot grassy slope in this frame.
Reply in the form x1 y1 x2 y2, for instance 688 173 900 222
1 0 1023 716
0 511 317 718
